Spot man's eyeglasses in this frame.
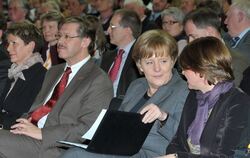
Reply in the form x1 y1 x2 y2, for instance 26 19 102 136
109 24 123 29
55 34 81 40
162 20 179 25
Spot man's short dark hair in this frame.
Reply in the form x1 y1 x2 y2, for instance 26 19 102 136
183 8 221 32
114 9 142 39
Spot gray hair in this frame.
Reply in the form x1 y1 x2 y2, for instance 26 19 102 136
232 0 250 19
161 7 185 23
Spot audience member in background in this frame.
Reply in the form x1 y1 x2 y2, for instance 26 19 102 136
39 1 60 15
60 29 189 158
161 7 187 55
0 12 11 97
35 1 61 29
183 8 250 87
100 9 142 99
148 0 171 28
40 11 65 69
27 0 42 22
0 21 46 130
66 0 88 17
0 16 113 158
92 0 116 50
86 15 107 65
180 0 197 14
7 0 30 26
123 0 159 33
223 0 250 59
160 36 250 158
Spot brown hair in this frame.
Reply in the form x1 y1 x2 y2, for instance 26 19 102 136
179 36 234 85
132 29 178 63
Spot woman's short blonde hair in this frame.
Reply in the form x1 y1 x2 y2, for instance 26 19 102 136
132 29 178 63
179 36 234 85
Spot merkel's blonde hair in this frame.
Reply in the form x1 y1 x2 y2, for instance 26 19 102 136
132 29 178 63
179 36 234 85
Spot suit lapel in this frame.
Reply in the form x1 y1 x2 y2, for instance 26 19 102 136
46 60 95 116
29 64 65 112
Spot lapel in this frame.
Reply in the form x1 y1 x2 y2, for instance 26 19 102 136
28 64 64 112
100 50 117 72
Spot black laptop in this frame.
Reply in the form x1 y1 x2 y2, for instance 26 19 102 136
60 110 154 156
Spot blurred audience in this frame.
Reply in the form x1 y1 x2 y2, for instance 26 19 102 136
148 0 171 28
66 0 88 17
7 0 30 26
180 0 197 14
86 15 107 65
93 0 116 50
123 0 159 33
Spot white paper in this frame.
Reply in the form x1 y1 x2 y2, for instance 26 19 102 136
59 140 88 149
82 109 107 140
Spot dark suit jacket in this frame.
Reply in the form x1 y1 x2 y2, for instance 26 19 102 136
146 11 163 29
100 47 141 98
141 16 159 33
0 63 46 129
40 43 65 66
0 43 8 61
27 59 113 157
166 87 250 158
224 31 250 59
0 58 11 96
240 66 250 95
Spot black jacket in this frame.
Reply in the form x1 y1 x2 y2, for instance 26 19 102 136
166 88 250 158
0 63 46 129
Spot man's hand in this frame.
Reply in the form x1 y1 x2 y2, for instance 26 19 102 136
140 104 168 123
10 118 42 140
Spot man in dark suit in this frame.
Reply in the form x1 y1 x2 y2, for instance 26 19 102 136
100 9 142 99
223 0 250 59
0 16 113 158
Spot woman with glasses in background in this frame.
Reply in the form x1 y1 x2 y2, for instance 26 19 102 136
161 7 187 55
